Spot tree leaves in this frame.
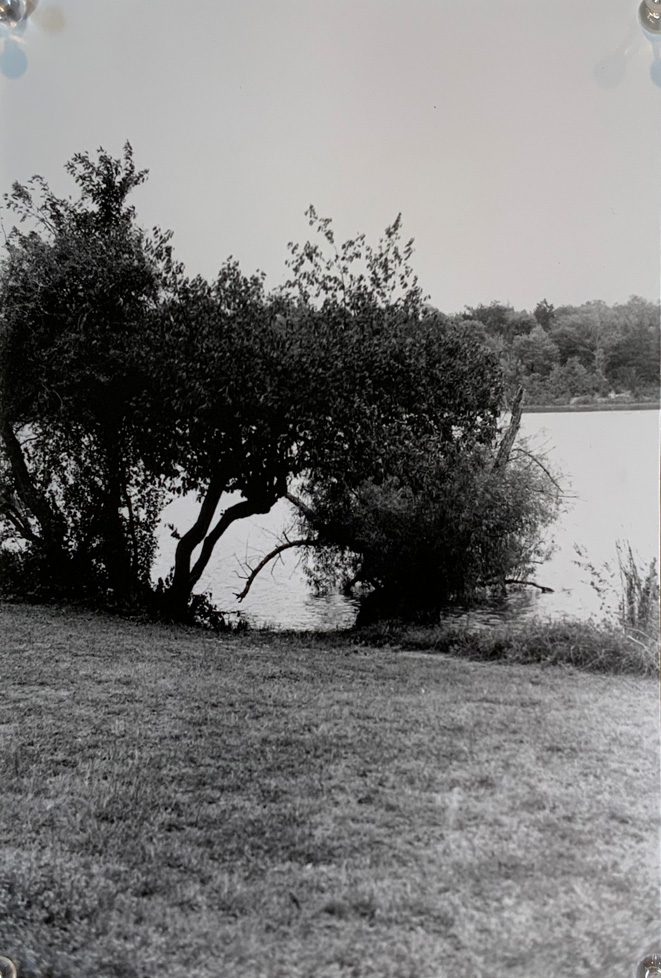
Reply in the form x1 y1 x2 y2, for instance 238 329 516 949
0 148 565 623
0 146 172 602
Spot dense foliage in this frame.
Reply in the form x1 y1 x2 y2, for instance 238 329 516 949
296 443 559 624
0 145 177 605
148 212 511 620
272 215 561 623
461 298 660 405
0 147 577 625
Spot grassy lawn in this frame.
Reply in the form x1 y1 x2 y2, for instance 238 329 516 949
0 603 659 978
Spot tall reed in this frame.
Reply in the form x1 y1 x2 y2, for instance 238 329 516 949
615 541 660 644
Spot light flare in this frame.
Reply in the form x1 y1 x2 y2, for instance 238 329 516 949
0 0 64 78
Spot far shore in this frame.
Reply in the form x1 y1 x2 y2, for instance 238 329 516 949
523 401 660 413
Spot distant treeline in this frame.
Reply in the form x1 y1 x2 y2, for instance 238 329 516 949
453 297 660 406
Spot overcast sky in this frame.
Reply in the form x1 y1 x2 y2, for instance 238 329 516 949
1 0 659 314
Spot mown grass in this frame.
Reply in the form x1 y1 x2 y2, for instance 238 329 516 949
0 603 659 978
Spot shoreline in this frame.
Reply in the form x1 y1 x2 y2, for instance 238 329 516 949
522 401 660 413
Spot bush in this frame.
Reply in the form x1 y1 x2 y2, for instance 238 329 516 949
152 574 248 632
187 592 249 633
0 546 52 601
303 440 561 626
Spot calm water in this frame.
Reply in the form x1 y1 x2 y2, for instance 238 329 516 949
153 410 660 630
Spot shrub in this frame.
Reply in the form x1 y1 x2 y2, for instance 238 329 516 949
0 545 51 601
303 440 561 626
187 592 249 633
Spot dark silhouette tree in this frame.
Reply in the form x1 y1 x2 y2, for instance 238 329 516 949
0 143 178 604
236 213 562 623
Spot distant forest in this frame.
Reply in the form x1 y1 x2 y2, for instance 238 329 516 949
454 296 660 405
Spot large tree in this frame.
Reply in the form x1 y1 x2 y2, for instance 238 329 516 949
236 212 561 623
152 210 501 620
0 144 178 603
149 264 314 619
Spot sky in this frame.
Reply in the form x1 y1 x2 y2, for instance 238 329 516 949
0 0 659 315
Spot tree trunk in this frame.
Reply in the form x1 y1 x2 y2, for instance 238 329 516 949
493 386 524 470
165 472 225 619
164 478 283 622
97 439 140 603
101 480 133 599
0 420 70 583
189 497 276 596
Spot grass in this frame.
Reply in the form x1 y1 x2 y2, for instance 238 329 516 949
0 603 659 978
356 617 660 676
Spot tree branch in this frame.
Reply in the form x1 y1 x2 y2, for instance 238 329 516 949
284 489 316 522
508 447 565 494
188 498 260 592
0 503 41 543
503 578 554 593
235 537 320 602
172 472 225 589
0 421 66 550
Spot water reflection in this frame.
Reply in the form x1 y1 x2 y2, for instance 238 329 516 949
243 591 360 633
442 588 548 631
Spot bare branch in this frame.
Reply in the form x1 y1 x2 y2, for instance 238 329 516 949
235 537 320 602
504 578 554 593
508 447 566 495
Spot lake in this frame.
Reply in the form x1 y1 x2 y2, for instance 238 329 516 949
153 409 660 630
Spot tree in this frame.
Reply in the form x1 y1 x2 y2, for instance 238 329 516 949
534 299 555 330
512 325 560 378
603 296 660 393
544 357 600 401
150 264 318 619
0 148 564 625
473 296 660 405
278 378 561 625
0 144 178 604
237 214 561 624
549 301 614 369
295 439 559 625
156 210 505 620
462 302 536 343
